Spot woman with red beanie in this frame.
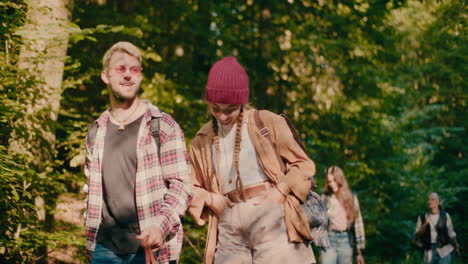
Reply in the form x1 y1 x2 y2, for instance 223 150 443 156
189 56 317 264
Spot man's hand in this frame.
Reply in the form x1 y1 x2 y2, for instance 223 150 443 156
137 224 165 252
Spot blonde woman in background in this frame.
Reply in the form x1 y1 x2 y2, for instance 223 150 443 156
321 166 365 264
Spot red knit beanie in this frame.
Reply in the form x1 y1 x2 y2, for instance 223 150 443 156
205 56 249 104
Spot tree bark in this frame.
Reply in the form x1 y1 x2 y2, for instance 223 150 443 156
9 1 73 262
10 0 73 164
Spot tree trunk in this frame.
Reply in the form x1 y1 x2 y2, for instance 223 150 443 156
10 0 73 164
9 1 73 262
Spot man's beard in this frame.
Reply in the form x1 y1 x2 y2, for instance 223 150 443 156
111 87 139 102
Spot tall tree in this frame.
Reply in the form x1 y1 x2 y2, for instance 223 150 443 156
5 0 74 262
10 0 73 163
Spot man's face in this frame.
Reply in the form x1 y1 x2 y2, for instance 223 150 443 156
101 51 142 101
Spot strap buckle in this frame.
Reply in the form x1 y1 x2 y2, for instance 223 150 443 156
259 127 269 137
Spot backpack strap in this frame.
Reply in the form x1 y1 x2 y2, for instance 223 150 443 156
86 122 98 150
150 117 161 159
86 117 161 158
254 110 285 172
254 110 317 189
279 114 307 153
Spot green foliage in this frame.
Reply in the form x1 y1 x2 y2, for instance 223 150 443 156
0 146 68 262
0 1 86 262
1 0 466 263
180 215 206 264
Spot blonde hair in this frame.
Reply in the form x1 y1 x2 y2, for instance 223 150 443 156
325 166 356 224
102 41 142 70
212 106 246 200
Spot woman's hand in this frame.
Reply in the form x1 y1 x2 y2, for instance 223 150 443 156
417 215 430 234
424 215 431 225
356 254 365 264
208 193 232 216
356 248 365 264
453 237 460 256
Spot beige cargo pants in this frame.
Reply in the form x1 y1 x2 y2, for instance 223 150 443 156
214 196 315 264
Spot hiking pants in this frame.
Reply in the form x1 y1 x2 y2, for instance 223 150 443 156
214 196 315 264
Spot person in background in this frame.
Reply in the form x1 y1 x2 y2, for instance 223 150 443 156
415 192 460 264
84 41 193 264
188 56 316 264
321 166 365 264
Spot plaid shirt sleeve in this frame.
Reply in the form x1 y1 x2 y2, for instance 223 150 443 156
353 194 365 249
151 116 193 238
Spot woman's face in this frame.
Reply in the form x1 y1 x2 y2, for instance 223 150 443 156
327 173 340 193
209 103 242 126
427 194 440 210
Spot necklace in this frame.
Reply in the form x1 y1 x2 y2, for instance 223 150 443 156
110 102 139 130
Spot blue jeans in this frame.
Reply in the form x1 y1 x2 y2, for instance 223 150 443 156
320 231 353 264
91 243 146 264
430 244 451 264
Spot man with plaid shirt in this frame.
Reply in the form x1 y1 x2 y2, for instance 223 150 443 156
84 42 192 264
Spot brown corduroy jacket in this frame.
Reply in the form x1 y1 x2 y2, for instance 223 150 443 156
188 109 316 264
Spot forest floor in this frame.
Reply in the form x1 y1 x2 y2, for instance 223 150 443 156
48 193 85 264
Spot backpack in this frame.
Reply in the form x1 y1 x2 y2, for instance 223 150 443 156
254 110 329 248
87 116 161 157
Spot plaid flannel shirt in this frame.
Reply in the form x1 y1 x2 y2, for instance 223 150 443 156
84 100 193 263
323 194 365 250
352 195 365 250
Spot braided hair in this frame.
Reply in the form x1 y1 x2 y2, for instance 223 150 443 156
211 106 246 200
